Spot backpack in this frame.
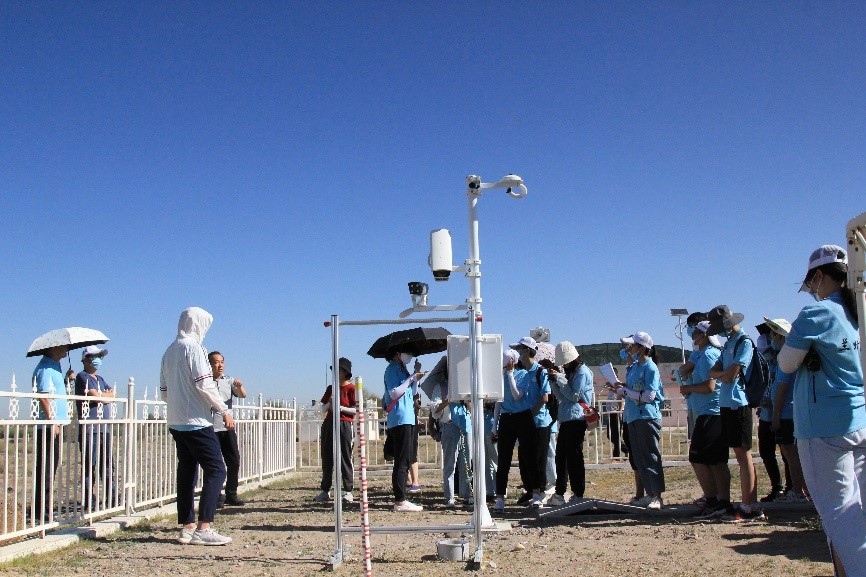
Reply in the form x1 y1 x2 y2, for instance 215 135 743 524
536 368 559 422
732 335 770 408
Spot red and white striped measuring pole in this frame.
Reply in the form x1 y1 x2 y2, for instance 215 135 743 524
354 377 373 577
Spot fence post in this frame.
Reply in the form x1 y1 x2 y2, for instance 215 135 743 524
125 377 135 516
291 397 297 470
257 393 264 484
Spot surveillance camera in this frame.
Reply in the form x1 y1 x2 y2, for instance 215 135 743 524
429 228 453 282
466 175 481 190
408 282 428 296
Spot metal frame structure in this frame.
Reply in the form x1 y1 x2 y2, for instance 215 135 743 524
325 174 526 569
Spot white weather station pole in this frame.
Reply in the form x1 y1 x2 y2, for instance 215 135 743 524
406 174 527 566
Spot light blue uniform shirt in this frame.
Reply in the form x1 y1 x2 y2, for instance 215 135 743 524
759 359 777 422
718 328 753 409
689 346 721 416
33 356 70 424
767 368 794 420
552 364 594 422
622 358 664 423
785 291 865 439
500 368 530 413
521 362 552 428
384 360 417 428
450 402 471 435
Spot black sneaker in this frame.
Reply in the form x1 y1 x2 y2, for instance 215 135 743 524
224 494 245 506
216 494 226 509
516 492 533 505
722 505 766 523
693 501 725 519
760 488 784 502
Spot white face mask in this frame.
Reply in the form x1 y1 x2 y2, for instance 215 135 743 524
399 353 413 365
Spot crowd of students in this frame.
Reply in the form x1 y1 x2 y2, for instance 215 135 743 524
316 244 864 576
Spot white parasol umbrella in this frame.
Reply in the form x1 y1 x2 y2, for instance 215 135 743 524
535 341 555 364
26 327 110 358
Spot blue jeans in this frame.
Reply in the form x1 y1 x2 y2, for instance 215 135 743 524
798 428 866 574
484 427 498 497
441 421 472 501
170 426 226 524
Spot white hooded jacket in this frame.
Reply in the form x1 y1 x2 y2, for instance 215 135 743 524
160 307 229 428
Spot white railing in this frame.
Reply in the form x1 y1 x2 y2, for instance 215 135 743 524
0 376 297 544
1 374 763 545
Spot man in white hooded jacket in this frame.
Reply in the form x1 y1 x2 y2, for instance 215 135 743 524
160 307 235 546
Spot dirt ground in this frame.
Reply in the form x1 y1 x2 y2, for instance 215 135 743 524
2 467 834 577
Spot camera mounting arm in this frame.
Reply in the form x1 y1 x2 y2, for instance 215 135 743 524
466 174 527 198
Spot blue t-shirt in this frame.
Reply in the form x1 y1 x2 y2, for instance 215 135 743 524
718 328 753 409
500 368 530 413
785 291 865 438
383 360 417 428
623 358 664 423
689 345 721 417
33 356 70 424
521 362 552 428
765 368 794 421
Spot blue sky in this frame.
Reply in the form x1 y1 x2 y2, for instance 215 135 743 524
2 2 864 406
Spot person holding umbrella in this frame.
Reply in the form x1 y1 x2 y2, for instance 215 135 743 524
31 343 71 525
383 349 427 511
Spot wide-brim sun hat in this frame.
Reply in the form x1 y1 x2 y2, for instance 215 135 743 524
763 317 793 337
554 341 580 366
620 331 653 349
800 244 847 292
706 305 744 336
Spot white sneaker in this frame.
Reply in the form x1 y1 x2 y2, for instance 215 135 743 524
313 491 330 503
646 497 663 510
544 484 556 496
493 497 505 513
189 528 232 546
393 501 423 512
530 493 544 508
547 494 566 507
445 499 458 508
177 527 195 544
342 492 354 503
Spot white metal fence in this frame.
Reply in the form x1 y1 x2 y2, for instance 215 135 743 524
0 375 296 544
2 375 764 545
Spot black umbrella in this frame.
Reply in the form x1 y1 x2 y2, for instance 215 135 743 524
367 327 452 359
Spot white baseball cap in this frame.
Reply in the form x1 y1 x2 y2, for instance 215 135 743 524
509 336 538 350
81 345 108 361
693 321 722 348
620 332 653 349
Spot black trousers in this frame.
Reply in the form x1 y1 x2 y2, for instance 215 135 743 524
606 412 624 457
389 424 415 502
495 410 536 496
757 419 791 492
555 419 588 497
534 424 551 491
320 418 354 493
216 429 241 496
34 426 61 524
170 426 226 524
